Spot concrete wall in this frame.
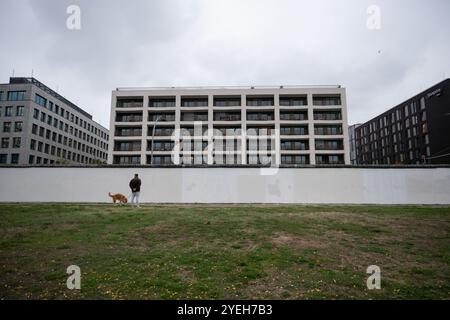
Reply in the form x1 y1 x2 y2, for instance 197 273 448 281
1 167 450 204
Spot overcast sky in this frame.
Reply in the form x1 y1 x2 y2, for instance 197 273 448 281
1 0 449 128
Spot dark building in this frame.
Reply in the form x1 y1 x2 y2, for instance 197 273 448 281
354 79 450 165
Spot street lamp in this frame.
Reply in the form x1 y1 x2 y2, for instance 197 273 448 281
150 116 162 165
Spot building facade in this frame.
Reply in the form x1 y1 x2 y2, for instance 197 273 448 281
0 77 109 165
348 124 361 165
108 85 350 166
354 79 450 165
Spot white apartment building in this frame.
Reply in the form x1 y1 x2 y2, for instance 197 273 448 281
108 85 350 166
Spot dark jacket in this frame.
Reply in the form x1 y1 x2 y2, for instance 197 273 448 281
129 177 141 192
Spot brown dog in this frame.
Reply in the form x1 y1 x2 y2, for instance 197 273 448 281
108 192 128 204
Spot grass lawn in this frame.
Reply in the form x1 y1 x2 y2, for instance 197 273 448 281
0 204 449 300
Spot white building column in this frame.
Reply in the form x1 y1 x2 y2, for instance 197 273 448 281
307 93 316 165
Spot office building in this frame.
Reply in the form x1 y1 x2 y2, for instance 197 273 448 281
108 85 350 166
354 79 450 165
0 77 109 165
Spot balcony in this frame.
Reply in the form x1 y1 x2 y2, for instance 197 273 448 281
149 97 176 108
114 127 142 137
281 155 310 165
114 141 142 152
280 126 308 136
280 140 309 151
115 112 143 122
246 112 274 121
313 95 341 106
280 111 308 121
313 110 342 121
315 154 345 165
214 96 241 107
147 141 175 151
246 96 274 107
148 112 176 122
181 97 208 107
150 126 175 137
246 127 274 136
314 125 343 135
116 98 143 108
214 112 241 121
279 95 307 106
180 126 208 137
214 127 242 136
113 155 141 165
315 139 344 150
181 112 208 122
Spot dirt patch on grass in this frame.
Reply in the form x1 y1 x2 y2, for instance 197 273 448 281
271 232 326 250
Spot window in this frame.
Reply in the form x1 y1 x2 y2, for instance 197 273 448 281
0 154 7 164
32 124 38 134
10 154 19 164
246 96 274 107
420 97 426 110
1 138 9 148
280 111 308 121
5 106 13 116
113 155 141 165
281 155 309 165
280 126 308 135
214 97 241 107
29 155 35 165
35 94 47 107
40 112 46 122
30 139 36 150
14 121 23 132
7 91 26 101
3 122 11 132
117 98 144 108
246 112 273 121
13 137 21 148
313 110 342 121
313 95 341 106
16 106 24 116
181 97 208 107
33 108 39 119
280 96 307 106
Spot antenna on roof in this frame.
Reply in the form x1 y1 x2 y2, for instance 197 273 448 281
31 69 34 78
12 69 15 77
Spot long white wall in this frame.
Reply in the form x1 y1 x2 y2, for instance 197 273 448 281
0 167 449 204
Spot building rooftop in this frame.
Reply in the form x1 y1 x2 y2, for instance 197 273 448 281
5 77 93 120
115 84 343 91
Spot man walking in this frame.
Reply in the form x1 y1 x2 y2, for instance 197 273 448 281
129 173 142 208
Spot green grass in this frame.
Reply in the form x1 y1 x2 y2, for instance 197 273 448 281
0 204 449 299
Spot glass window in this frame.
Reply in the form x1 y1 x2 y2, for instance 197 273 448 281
5 106 13 116
0 154 7 164
13 137 21 148
3 122 11 132
35 94 47 107
1 137 9 148
7 91 26 101
30 139 36 150
16 106 24 116
10 154 19 164
14 121 23 132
